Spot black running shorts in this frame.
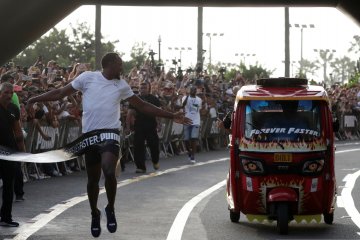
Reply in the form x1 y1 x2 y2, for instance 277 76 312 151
84 140 120 166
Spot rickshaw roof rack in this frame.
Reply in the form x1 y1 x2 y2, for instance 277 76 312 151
256 78 308 88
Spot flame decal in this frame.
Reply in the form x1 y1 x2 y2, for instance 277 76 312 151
239 134 326 152
258 177 307 213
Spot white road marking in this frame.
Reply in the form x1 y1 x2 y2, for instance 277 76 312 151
166 180 226 240
336 148 360 231
335 148 360 154
339 169 360 229
335 142 360 147
11 157 229 240
163 147 360 240
10 146 360 239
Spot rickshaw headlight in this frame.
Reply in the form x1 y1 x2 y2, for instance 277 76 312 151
302 159 324 174
241 159 265 175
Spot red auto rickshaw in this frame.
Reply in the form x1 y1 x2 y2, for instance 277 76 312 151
226 78 337 234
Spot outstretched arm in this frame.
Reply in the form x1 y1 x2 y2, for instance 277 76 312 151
13 119 26 152
127 95 192 125
27 84 77 104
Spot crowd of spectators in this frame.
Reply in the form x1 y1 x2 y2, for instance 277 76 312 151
1 55 360 179
327 83 360 140
0 56 237 178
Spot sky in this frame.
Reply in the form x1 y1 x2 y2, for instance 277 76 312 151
53 5 360 79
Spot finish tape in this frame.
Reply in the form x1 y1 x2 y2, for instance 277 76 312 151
0 129 120 163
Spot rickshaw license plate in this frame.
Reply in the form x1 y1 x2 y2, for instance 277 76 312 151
274 153 293 163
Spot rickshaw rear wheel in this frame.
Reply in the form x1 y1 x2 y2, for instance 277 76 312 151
276 203 289 235
230 210 240 222
323 212 334 224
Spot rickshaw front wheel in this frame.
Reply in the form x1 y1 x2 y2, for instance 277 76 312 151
276 203 289 235
230 210 240 222
323 212 334 224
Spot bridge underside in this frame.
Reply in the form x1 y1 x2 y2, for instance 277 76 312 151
0 0 358 64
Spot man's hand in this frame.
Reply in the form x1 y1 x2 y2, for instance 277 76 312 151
27 96 37 105
216 118 225 129
42 134 51 141
173 111 192 125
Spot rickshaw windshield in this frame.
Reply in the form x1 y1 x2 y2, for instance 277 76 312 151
244 100 322 142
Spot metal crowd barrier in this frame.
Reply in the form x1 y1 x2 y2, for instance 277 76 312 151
23 119 82 180
336 113 360 140
21 116 229 181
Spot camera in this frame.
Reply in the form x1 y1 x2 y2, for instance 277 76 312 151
54 76 63 81
186 68 193 74
218 67 226 74
148 50 157 56
22 75 32 81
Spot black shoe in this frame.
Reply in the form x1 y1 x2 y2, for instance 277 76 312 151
91 209 101 238
15 195 25 202
153 162 160 170
135 168 146 173
0 219 19 227
104 205 117 233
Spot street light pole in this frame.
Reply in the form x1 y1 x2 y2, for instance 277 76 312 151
284 7 290 77
291 60 296 77
95 5 102 70
300 27 303 64
205 32 224 74
205 33 212 69
290 23 315 76
168 46 192 69
235 53 256 67
158 35 161 62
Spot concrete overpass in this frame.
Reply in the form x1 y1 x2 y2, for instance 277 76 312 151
0 0 358 65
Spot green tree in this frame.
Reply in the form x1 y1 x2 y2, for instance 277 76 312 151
315 50 335 85
130 42 148 67
120 42 149 75
330 56 356 84
240 63 273 83
346 57 360 87
297 59 319 79
348 35 360 53
14 22 118 68
217 62 273 83
14 28 73 67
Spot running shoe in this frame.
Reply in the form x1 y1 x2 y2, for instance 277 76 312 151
15 195 25 202
135 168 146 173
91 209 101 238
0 219 19 227
104 205 117 233
153 162 160 170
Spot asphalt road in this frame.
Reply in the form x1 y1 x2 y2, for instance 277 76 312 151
1 141 360 240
